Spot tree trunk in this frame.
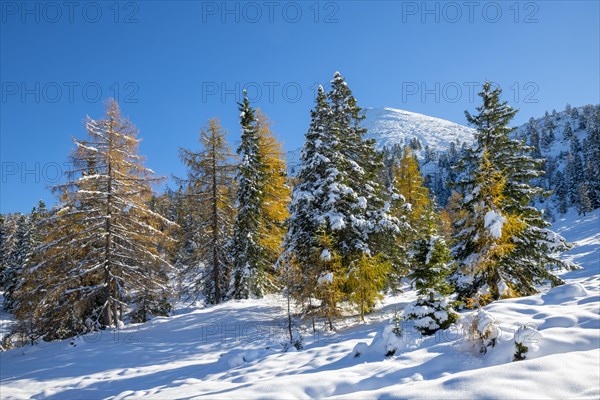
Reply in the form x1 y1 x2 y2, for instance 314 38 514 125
212 134 221 303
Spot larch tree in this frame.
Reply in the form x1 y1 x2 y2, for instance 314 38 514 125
178 118 236 304
15 100 175 340
346 253 390 322
255 110 291 288
393 146 431 228
453 83 573 303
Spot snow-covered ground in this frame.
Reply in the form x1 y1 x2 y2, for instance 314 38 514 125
1 210 598 399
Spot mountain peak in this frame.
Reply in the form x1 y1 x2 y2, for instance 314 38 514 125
361 107 475 153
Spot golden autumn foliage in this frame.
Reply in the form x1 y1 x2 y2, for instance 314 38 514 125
255 110 291 266
346 253 391 321
393 146 431 236
469 151 526 302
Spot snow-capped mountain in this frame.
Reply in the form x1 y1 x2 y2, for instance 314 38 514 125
287 107 475 176
288 104 599 217
362 107 475 152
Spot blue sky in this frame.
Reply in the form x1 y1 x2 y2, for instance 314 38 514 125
1 0 599 213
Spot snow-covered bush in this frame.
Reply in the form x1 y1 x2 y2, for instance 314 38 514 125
352 341 369 358
513 324 540 361
281 329 303 352
403 297 459 336
459 309 499 354
353 321 421 358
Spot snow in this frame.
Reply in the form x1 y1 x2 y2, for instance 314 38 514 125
288 106 475 176
361 107 475 154
1 210 599 399
484 209 506 239
317 272 333 285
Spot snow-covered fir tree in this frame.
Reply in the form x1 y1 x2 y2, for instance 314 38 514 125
281 85 334 318
2 202 47 313
403 204 458 336
229 92 272 299
0 214 18 299
282 73 402 324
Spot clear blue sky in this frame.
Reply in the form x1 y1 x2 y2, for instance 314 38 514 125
1 0 599 213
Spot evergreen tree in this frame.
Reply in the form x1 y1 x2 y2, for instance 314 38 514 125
541 112 556 150
565 152 582 206
0 215 5 285
282 86 336 322
527 118 541 157
565 103 572 115
404 204 458 336
3 203 47 312
554 171 568 214
229 92 270 299
15 100 175 340
178 119 235 304
583 124 600 208
283 73 401 325
0 215 18 297
562 124 573 142
409 206 454 299
453 83 571 302
571 107 580 123
578 184 593 216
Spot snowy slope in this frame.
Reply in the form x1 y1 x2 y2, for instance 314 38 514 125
1 211 599 399
362 107 475 152
287 107 475 176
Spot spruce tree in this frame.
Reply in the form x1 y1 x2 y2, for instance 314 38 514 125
554 171 568 214
409 205 453 298
541 112 555 150
563 124 573 142
578 184 593 216
527 118 541 157
283 73 401 325
453 83 572 302
3 203 47 312
282 85 336 319
584 124 600 208
178 119 236 304
229 92 270 299
0 215 18 298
